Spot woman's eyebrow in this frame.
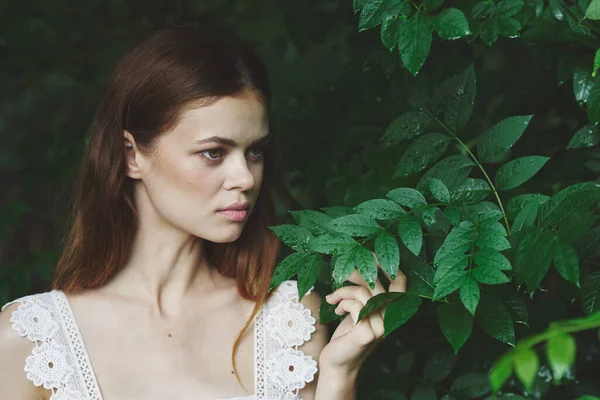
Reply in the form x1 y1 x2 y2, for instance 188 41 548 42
193 133 272 146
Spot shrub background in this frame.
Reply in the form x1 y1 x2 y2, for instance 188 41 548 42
1 0 600 399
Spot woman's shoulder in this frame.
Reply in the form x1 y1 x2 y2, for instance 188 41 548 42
0 295 53 399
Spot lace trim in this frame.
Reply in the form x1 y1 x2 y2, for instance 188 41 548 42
2 279 318 400
1 291 100 400
53 292 102 399
255 280 318 400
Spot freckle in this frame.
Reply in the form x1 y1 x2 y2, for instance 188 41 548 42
168 333 172 338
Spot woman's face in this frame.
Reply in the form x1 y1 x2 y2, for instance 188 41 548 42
127 90 270 243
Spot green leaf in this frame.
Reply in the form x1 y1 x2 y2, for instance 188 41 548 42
333 249 358 286
424 0 444 12
438 302 473 353
387 187 428 208
439 65 476 133
497 18 521 37
582 271 600 314
434 8 472 40
269 225 313 252
494 156 550 190
476 231 511 251
578 226 600 259
472 0 496 18
477 18 501 46
568 125 600 149
495 0 524 17
434 222 474 267
354 199 406 220
329 214 382 237
460 276 480 315
475 295 515 345
381 18 403 51
473 248 512 271
289 210 333 235
270 252 316 289
588 85 600 124
380 110 432 146
358 291 405 322
394 132 451 177
375 231 401 278
445 205 461 226
511 198 539 233
585 0 600 19
405 260 436 297
539 182 600 225
507 193 549 220
307 233 358 255
355 246 379 287
398 13 433 76
359 0 408 31
513 347 539 391
321 206 355 219
515 227 557 291
429 178 451 203
418 155 476 191
490 286 529 327
424 350 456 383
472 265 510 285
434 254 469 286
398 215 423 255
451 372 492 399
384 294 422 336
480 219 508 237
489 354 513 392
297 253 323 301
421 206 439 227
554 241 580 287
450 178 491 204
593 49 600 77
433 271 469 300
477 115 533 162
546 333 576 383
573 67 596 104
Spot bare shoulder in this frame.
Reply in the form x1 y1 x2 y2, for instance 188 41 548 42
0 302 46 399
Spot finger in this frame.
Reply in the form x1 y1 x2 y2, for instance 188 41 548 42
334 299 364 321
347 269 386 296
326 284 373 306
364 308 385 339
336 299 377 345
388 269 407 293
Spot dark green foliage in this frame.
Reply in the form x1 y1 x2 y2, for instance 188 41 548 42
3 0 600 398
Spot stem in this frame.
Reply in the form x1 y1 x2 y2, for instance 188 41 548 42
423 108 511 235
518 312 600 348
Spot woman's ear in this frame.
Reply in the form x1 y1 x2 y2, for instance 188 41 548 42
124 130 144 179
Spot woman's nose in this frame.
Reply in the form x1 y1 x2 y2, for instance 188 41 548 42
224 156 257 191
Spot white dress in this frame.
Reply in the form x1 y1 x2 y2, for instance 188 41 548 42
1 280 319 400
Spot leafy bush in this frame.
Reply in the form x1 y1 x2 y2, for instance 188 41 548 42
2 0 600 398
268 0 600 398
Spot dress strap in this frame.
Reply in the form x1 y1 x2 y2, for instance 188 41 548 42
255 280 318 400
1 291 102 400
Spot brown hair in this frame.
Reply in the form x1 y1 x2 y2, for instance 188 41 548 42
52 23 280 391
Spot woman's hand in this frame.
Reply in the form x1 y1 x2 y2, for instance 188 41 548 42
319 252 407 378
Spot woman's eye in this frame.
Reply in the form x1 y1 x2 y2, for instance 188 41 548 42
248 148 265 158
200 149 224 160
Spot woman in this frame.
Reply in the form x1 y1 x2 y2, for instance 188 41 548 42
0 23 406 399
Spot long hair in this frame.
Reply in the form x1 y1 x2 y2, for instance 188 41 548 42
52 23 281 391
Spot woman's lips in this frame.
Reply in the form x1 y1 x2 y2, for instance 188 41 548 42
216 209 248 221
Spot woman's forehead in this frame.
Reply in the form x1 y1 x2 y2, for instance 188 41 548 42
172 94 269 144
